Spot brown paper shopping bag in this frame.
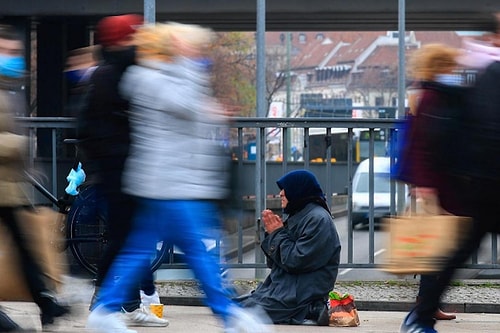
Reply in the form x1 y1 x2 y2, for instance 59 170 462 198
381 214 472 274
381 194 472 275
0 207 66 301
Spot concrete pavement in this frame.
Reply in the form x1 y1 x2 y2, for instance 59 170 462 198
155 278 500 314
2 301 500 333
1 276 499 332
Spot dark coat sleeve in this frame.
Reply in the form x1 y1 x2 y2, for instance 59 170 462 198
407 91 445 187
78 65 131 175
397 90 450 188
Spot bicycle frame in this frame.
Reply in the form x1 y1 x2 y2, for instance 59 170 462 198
26 167 167 276
24 170 71 214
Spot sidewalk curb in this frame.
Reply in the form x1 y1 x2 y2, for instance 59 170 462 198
160 296 500 314
355 300 500 314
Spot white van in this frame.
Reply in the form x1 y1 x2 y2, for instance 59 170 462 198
351 157 402 227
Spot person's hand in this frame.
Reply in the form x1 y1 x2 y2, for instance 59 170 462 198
261 209 284 234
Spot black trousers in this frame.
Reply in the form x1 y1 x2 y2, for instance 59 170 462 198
0 206 50 310
416 178 498 326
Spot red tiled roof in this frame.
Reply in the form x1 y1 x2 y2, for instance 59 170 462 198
359 45 398 67
290 38 335 68
263 31 464 72
328 32 381 64
266 31 384 69
414 31 462 48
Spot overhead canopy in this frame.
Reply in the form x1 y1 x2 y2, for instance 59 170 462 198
0 0 499 31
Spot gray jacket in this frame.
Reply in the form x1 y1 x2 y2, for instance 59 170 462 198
119 57 230 200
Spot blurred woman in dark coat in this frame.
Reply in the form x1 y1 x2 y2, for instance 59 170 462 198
396 44 470 333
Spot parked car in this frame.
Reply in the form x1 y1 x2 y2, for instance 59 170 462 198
351 157 406 228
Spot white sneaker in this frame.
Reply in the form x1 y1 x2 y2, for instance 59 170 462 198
140 290 161 308
121 305 169 327
87 305 137 333
225 305 274 333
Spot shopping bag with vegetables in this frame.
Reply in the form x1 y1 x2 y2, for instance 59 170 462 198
328 291 360 327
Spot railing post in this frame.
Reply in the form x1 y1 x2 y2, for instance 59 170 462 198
255 0 267 279
397 0 407 215
144 0 156 24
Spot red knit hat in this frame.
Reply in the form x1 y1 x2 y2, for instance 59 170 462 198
96 14 143 47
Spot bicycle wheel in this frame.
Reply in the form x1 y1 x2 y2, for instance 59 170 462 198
67 185 107 276
67 185 168 276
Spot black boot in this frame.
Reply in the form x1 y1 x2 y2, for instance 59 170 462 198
307 300 329 326
39 293 70 327
0 310 20 332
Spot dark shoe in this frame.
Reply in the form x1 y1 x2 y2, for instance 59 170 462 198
316 302 329 326
0 310 21 332
400 308 437 333
39 294 70 327
433 308 456 320
306 300 329 326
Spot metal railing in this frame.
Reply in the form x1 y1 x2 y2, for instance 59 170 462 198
15 116 500 275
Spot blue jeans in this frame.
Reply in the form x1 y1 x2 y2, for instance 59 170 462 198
95 199 235 322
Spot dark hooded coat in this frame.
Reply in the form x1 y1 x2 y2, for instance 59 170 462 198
240 170 341 324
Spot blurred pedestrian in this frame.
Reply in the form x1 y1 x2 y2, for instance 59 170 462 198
397 44 466 328
86 22 272 333
0 24 69 329
62 45 98 157
458 13 500 71
64 45 98 117
77 14 166 327
398 35 500 332
404 14 500 333
0 25 28 118
237 169 341 326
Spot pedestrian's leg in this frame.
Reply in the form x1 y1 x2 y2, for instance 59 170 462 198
416 224 486 326
140 270 160 308
140 271 156 297
162 200 234 320
94 207 157 311
92 185 143 313
167 200 272 332
94 184 133 286
0 208 48 302
0 207 69 326
88 199 168 332
418 274 455 320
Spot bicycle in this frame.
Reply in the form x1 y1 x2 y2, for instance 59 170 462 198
25 141 168 276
